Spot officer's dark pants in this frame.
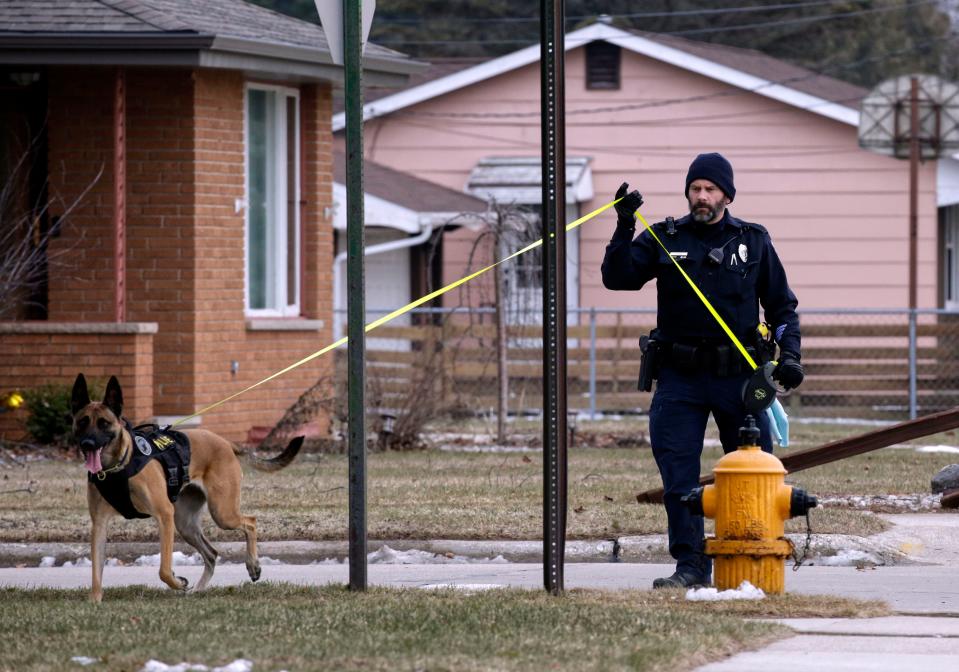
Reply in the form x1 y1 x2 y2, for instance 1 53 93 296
648 364 773 579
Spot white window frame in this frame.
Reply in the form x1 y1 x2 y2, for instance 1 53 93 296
943 205 959 310
244 83 301 317
498 202 581 319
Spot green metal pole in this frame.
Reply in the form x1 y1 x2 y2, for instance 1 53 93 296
344 0 367 591
540 0 567 595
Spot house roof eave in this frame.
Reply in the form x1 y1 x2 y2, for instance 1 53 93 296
331 22 860 131
602 29 859 127
0 32 422 85
210 36 424 81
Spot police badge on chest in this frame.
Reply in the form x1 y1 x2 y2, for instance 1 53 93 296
729 244 748 267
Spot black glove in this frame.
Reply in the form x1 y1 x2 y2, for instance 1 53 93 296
614 182 643 227
772 354 804 391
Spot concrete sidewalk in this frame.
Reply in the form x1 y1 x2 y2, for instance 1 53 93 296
1 561 957 612
698 617 959 671
2 512 958 670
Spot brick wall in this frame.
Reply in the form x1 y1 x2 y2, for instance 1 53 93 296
38 68 335 443
46 67 199 419
0 323 155 440
125 69 198 414
45 69 116 320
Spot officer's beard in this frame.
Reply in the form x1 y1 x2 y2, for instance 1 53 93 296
689 202 722 224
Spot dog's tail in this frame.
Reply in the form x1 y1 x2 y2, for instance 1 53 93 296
238 436 305 472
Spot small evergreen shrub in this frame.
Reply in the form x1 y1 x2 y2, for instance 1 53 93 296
22 379 103 445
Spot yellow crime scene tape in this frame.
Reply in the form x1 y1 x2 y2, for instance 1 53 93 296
173 199 620 427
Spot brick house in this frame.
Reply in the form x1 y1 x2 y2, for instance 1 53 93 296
0 0 418 442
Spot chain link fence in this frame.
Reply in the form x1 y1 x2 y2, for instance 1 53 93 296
335 308 959 422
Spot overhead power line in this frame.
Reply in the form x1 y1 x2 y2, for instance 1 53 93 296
375 0 872 25
372 0 940 46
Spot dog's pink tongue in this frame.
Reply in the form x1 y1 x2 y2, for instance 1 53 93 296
85 449 103 474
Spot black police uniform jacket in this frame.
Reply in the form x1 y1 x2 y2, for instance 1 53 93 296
601 211 801 358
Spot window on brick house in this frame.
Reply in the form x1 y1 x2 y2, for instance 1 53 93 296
585 41 620 90
245 84 300 315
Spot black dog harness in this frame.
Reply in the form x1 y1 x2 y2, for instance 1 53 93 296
88 424 192 520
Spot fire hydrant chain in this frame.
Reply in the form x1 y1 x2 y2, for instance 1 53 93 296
790 509 813 571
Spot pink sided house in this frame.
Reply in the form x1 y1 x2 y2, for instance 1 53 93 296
334 21 959 314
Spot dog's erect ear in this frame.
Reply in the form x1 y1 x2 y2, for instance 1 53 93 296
71 374 91 416
103 376 123 419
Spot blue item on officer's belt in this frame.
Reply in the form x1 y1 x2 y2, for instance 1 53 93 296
765 398 789 448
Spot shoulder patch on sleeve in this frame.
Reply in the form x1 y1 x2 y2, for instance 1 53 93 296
738 220 768 235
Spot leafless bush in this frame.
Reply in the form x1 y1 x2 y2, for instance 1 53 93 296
0 140 99 319
258 374 342 453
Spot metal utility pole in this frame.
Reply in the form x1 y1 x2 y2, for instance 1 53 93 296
540 0 567 595
908 76 919 311
344 0 367 591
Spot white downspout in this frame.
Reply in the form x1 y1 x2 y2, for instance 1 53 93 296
333 220 435 338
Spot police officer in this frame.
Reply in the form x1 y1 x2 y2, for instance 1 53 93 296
601 152 804 589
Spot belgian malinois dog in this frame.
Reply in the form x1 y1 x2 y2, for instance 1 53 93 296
70 373 303 602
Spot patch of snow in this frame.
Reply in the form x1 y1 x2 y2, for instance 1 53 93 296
915 445 959 454
134 552 203 567
367 545 509 565
792 417 895 427
140 662 208 672
212 662 253 672
436 444 539 453
47 555 119 569
311 558 343 565
63 557 92 568
139 660 252 672
819 493 941 511
686 581 765 601
419 583 505 592
572 411 625 421
257 556 282 566
71 656 100 666
811 549 881 567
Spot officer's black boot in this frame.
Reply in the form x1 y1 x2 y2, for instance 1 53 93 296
652 550 712 589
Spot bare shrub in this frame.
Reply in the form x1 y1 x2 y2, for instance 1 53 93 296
0 139 99 319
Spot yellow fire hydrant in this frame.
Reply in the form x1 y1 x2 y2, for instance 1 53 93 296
682 416 817 594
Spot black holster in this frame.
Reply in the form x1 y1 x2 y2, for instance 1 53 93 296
638 335 660 392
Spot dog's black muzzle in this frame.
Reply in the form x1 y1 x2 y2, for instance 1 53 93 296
77 431 114 453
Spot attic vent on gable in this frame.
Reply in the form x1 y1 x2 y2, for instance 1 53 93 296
585 41 620 90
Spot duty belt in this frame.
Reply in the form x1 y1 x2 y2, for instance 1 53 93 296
661 342 761 377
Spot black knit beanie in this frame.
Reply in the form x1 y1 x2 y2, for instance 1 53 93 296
685 152 735 202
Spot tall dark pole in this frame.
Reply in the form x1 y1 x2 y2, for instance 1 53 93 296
344 0 367 591
908 76 919 311
540 0 567 595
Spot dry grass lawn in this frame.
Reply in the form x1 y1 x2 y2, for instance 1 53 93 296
0 413 952 544
0 583 889 672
